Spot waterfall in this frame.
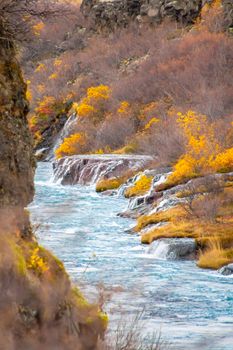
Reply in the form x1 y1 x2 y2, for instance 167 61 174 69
146 240 170 259
146 238 196 260
46 113 78 161
53 154 153 185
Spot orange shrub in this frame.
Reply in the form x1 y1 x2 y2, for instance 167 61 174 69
55 133 87 159
210 148 233 173
75 85 111 123
125 174 153 198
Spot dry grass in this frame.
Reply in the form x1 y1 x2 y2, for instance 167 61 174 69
197 239 233 269
141 218 233 245
96 169 141 193
96 178 125 193
101 309 169 350
139 196 233 266
135 206 185 232
141 221 197 244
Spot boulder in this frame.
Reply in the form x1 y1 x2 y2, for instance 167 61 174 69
219 263 233 276
147 238 196 260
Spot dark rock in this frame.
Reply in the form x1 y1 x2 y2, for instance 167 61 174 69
34 113 69 160
147 238 197 260
0 38 35 233
219 263 233 276
81 0 233 30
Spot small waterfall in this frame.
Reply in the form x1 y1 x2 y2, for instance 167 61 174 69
146 238 196 260
124 172 171 210
146 240 170 259
46 113 78 161
53 154 153 185
150 196 186 215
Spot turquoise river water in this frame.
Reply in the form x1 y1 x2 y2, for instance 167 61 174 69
29 162 233 349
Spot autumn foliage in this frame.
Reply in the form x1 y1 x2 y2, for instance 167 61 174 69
124 174 153 198
166 111 233 186
55 133 87 159
22 0 232 170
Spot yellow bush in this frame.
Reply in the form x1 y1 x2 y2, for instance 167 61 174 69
54 59 62 67
87 85 110 100
74 85 111 121
96 178 124 192
165 110 232 187
49 73 58 80
27 247 49 276
76 103 96 117
125 174 153 198
117 101 130 115
167 154 199 184
55 133 87 159
210 147 233 173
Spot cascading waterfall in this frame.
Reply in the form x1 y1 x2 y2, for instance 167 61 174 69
46 113 78 161
53 154 153 185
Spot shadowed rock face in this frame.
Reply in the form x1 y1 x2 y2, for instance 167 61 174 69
81 0 233 29
219 263 233 276
0 37 35 233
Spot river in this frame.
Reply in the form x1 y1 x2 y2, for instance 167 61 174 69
29 162 233 349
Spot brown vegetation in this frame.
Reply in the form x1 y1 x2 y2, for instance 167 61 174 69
22 3 233 168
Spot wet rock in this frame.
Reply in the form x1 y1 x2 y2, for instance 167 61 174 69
219 263 233 276
46 113 77 161
34 112 69 161
146 238 196 260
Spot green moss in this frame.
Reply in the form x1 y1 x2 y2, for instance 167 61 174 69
15 246 27 275
7 239 27 276
72 287 90 308
98 311 109 328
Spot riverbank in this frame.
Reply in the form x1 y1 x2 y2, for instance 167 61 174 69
53 154 233 273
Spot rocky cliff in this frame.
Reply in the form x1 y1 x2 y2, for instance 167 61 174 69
0 34 106 350
81 0 233 30
0 37 35 235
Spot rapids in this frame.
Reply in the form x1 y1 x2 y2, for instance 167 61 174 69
29 162 233 349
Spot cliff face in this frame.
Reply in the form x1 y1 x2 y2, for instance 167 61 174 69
81 0 233 30
0 38 35 234
0 35 106 349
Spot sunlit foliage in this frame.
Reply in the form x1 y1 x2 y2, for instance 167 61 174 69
55 133 87 159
